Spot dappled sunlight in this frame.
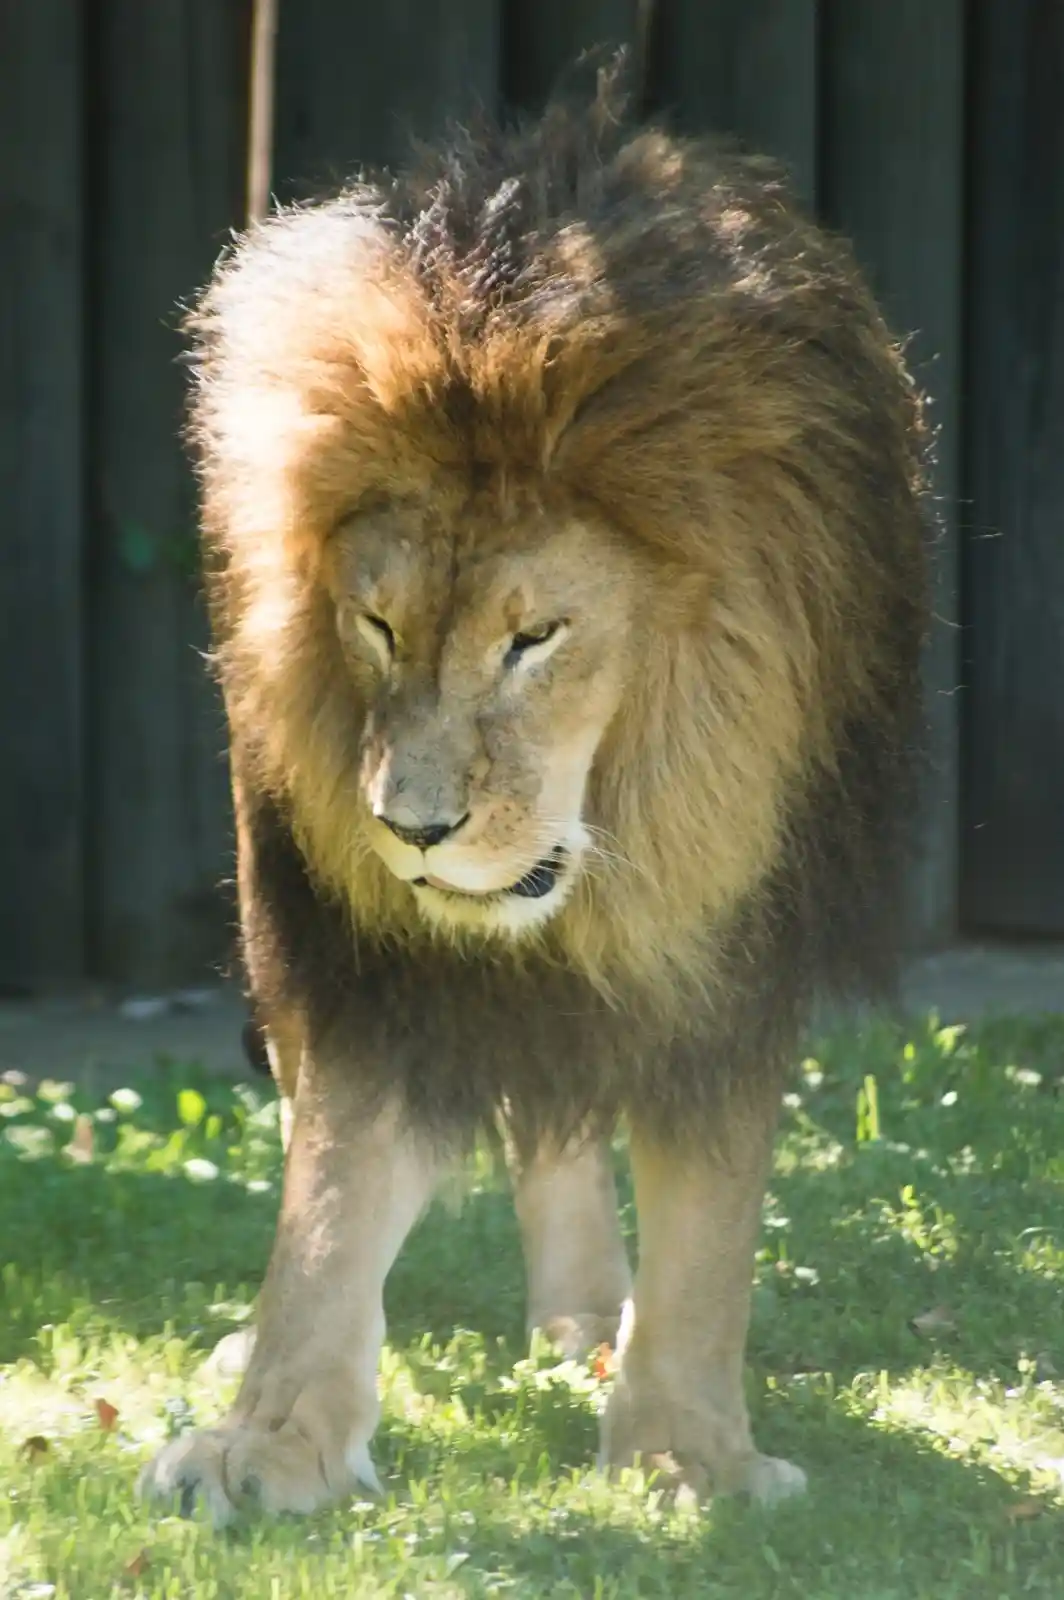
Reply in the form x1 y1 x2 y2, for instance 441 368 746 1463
0 1068 280 1363
2 1016 1063 1593
856 1365 1064 1494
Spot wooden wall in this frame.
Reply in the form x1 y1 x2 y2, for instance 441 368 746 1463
1 1 86 991
963 0 1064 935
4 0 1057 990
86 1 250 986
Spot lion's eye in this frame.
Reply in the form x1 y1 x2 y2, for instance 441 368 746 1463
354 611 396 665
361 613 395 647
504 621 566 671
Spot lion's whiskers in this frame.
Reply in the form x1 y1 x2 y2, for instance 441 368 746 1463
532 815 651 885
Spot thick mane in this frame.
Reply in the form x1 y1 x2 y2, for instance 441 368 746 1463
189 86 928 1047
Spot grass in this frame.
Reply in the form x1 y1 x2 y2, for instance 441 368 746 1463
2 1015 1064 1598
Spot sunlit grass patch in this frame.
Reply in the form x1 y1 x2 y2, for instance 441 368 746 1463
2 1016 1064 1596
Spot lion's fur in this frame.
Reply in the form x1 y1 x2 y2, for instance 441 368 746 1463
190 83 928 1146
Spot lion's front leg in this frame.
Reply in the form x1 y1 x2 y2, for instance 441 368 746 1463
509 1130 632 1358
600 1091 806 1506
140 1072 440 1524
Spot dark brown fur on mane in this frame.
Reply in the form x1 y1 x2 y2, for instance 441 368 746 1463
192 81 929 1147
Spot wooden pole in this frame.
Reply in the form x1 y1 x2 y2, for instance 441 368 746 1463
635 0 656 112
247 0 278 223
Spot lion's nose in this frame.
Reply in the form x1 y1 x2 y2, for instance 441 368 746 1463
377 814 469 851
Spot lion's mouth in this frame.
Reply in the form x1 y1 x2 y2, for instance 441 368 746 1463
412 846 568 902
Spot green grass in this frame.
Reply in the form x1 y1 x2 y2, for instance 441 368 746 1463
3 1015 1064 1598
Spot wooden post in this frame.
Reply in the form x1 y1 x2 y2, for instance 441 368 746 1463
819 0 966 947
656 0 819 206
247 0 278 222
0 1 85 990
963 0 1064 934
86 1 249 985
274 0 499 194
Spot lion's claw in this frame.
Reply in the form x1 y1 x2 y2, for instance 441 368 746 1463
139 1418 379 1526
139 1429 245 1527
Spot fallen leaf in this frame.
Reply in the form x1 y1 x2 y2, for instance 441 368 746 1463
124 1550 150 1577
20 1434 50 1460
908 1305 957 1337
591 1343 614 1381
94 1397 119 1431
1007 1497 1044 1523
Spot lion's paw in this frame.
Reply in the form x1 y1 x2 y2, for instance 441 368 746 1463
600 1376 806 1509
138 1417 379 1527
603 1443 806 1509
743 1453 807 1506
200 1326 257 1380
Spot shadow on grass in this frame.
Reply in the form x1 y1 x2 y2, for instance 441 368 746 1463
4 1083 1062 1391
3 1013 1063 1598
750 1014 1064 1391
422 1405 1062 1600
1 1157 278 1362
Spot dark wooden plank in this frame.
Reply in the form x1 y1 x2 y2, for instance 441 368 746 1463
503 0 644 114
963 0 1064 934
819 0 965 945
87 1 250 985
656 0 818 205
274 0 499 196
0 1 85 991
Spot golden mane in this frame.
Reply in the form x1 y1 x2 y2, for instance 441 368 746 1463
188 97 927 1026
138 88 932 1525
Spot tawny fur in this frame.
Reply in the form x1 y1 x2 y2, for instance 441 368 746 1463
189 80 928 1142
138 79 931 1525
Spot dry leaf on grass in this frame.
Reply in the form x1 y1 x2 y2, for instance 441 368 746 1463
591 1344 614 1381
94 1397 119 1431
908 1305 957 1337
124 1551 150 1577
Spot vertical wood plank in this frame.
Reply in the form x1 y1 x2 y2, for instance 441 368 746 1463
503 0 644 114
0 1 85 990
656 0 818 205
274 0 499 194
820 0 966 945
88 0 250 985
963 0 1064 934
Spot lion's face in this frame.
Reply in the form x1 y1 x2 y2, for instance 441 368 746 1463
323 498 639 938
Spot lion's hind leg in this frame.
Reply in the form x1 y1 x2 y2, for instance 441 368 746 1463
509 1129 632 1360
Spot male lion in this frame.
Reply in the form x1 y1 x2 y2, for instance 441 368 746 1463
141 79 927 1523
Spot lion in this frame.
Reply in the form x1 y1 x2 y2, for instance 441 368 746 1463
140 73 928 1524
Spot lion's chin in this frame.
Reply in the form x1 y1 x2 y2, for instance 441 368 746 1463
415 845 568 900
408 846 578 941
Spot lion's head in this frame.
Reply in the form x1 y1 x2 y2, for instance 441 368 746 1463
192 107 925 1007
321 490 643 938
